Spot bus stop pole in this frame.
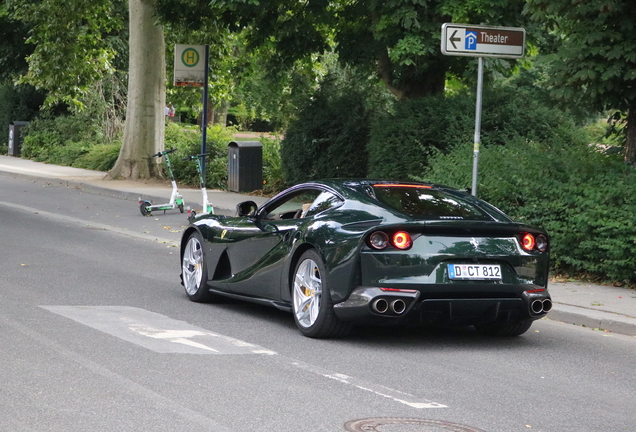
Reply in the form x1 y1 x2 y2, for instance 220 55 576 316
471 56 484 197
201 44 210 181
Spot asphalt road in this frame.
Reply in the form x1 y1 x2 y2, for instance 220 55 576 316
1 175 635 432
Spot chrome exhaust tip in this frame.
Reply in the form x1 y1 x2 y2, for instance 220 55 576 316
542 299 552 313
531 299 544 314
391 299 407 315
372 298 389 314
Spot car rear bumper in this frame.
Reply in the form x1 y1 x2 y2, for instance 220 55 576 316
332 286 551 325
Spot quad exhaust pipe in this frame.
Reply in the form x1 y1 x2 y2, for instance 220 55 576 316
391 299 406 314
531 299 552 314
372 298 389 314
372 298 407 315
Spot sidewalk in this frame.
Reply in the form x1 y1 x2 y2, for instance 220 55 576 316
1 154 635 337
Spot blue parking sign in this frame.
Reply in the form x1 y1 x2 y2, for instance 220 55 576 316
465 31 477 50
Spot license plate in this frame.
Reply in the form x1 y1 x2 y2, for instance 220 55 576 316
448 264 501 280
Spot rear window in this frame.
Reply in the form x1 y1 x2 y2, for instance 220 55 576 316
373 185 493 221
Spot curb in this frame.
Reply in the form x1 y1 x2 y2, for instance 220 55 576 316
548 304 636 336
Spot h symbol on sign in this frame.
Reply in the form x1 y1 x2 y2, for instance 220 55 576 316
186 51 196 64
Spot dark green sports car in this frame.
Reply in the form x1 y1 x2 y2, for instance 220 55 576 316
180 180 551 338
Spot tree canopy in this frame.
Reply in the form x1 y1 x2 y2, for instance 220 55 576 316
525 0 636 163
155 0 529 99
7 0 126 110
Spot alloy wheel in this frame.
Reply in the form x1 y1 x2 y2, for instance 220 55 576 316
182 236 203 295
293 258 322 328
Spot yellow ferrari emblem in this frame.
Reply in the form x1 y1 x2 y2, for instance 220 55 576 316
221 229 227 239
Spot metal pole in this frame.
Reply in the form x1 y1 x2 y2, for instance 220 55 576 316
471 56 484 197
200 44 210 183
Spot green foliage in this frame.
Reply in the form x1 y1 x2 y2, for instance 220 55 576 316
156 0 530 100
525 0 636 113
0 83 45 146
525 0 636 163
260 136 285 193
21 115 105 161
164 122 236 189
73 142 121 171
20 116 121 171
8 0 126 110
280 72 387 185
368 93 472 180
368 84 582 179
424 136 636 284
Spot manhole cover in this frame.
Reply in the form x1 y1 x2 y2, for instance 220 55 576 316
343 418 486 432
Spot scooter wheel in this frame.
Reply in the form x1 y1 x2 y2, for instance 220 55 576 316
139 201 152 216
178 203 184 213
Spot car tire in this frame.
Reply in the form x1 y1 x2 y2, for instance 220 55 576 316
181 231 219 303
474 320 533 337
292 249 351 338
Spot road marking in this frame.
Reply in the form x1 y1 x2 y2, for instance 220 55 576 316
41 305 447 408
41 306 277 355
289 360 447 409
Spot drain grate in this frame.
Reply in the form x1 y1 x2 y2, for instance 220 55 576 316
343 418 487 432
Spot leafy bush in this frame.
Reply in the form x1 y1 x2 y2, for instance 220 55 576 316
0 83 45 146
367 94 473 180
281 73 388 185
367 84 581 180
73 142 122 171
260 135 285 194
21 115 106 161
423 136 636 284
164 122 236 190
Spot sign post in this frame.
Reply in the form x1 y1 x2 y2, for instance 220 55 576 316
174 44 213 214
441 24 525 197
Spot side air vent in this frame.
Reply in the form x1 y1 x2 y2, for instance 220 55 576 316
212 249 232 280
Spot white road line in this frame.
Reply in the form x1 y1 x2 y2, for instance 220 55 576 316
42 305 447 408
289 359 447 409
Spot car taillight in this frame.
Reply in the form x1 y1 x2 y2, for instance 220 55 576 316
520 233 548 252
535 234 548 252
368 231 389 250
522 233 535 251
392 231 412 250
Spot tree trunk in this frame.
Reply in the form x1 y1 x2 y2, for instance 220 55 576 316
625 104 636 165
108 0 165 179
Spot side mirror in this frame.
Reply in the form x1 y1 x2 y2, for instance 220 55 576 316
236 201 258 218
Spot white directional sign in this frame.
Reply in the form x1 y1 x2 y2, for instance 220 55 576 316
174 44 206 87
441 23 525 59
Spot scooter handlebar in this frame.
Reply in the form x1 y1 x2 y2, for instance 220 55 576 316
152 148 177 158
182 153 210 161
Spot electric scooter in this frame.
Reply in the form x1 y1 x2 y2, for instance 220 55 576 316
182 153 214 218
138 148 185 216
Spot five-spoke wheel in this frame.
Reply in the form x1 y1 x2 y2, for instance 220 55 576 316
292 249 350 338
181 232 217 302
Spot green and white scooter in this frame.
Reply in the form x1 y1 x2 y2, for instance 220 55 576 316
182 153 214 219
138 148 185 216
